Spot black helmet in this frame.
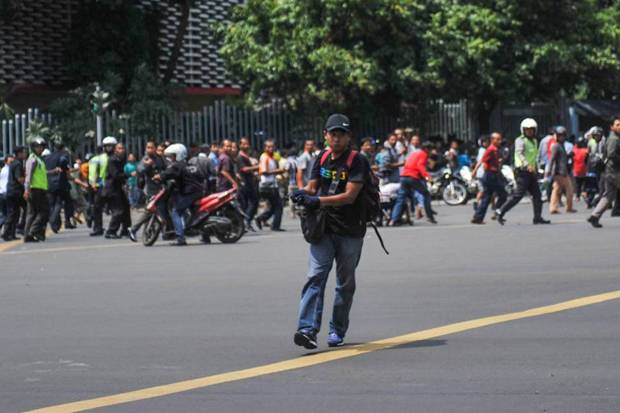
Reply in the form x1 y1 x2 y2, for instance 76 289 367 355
30 136 47 148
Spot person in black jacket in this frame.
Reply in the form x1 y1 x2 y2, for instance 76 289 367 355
103 143 133 240
154 143 204 246
2 147 26 241
45 140 75 232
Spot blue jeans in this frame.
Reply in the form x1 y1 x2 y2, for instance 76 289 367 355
474 171 507 220
128 185 142 208
172 192 201 242
391 176 433 222
297 234 364 337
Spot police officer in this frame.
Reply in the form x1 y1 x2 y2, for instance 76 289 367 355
495 118 550 225
103 142 134 240
23 137 50 242
90 137 116 236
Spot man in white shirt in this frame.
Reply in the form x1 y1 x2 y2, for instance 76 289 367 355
0 154 14 233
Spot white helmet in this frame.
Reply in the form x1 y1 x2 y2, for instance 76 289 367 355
102 136 118 146
164 143 187 161
520 118 538 135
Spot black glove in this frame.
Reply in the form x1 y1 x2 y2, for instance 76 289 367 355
297 193 320 210
290 189 307 203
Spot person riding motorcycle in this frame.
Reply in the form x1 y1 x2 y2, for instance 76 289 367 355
154 143 205 246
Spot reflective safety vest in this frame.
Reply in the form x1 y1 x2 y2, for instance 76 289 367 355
30 154 48 190
88 155 100 186
514 136 538 169
98 153 109 182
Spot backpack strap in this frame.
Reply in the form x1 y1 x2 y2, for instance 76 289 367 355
369 222 389 255
320 148 357 168
346 150 358 168
320 148 333 166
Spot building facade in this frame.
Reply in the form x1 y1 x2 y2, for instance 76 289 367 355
0 0 242 109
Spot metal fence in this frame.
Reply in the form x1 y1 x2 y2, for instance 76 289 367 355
1 99 476 157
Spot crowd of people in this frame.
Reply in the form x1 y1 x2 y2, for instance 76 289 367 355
1 115 620 246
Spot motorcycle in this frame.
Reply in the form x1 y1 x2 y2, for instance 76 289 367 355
501 165 516 195
142 187 245 246
428 167 469 206
458 166 481 200
378 182 412 226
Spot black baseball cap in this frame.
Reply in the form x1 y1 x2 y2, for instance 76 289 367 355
325 114 351 133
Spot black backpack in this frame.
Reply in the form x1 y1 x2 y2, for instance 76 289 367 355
319 149 388 254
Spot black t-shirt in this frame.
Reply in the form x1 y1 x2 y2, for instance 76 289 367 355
217 153 235 192
7 160 24 196
238 152 257 188
310 149 369 238
45 150 71 192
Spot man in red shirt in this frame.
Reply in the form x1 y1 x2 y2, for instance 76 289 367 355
389 141 437 225
472 132 508 224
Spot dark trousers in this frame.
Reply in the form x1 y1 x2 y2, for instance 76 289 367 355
474 171 507 220
47 189 74 231
92 188 105 232
106 192 131 235
0 194 6 229
258 187 283 230
239 185 258 223
3 195 25 239
25 188 49 238
498 170 543 219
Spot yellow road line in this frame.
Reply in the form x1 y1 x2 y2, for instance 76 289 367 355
24 289 620 413
0 228 55 253
1 242 138 256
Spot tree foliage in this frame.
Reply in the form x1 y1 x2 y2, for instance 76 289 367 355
219 0 620 128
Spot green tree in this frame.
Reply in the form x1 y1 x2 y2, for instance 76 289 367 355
128 64 174 138
218 0 431 119
219 0 620 132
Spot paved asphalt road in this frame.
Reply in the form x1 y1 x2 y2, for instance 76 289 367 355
1 201 619 413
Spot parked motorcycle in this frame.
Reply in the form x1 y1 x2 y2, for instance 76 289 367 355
428 167 469 206
458 166 481 199
142 187 245 246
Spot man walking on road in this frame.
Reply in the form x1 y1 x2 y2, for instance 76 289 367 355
291 113 371 349
472 132 507 224
495 118 550 225
547 126 576 214
588 116 620 228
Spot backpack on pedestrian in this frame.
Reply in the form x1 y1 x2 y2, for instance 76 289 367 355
314 148 388 254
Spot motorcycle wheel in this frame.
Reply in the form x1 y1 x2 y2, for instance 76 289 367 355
215 206 245 244
142 214 162 247
442 181 468 206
